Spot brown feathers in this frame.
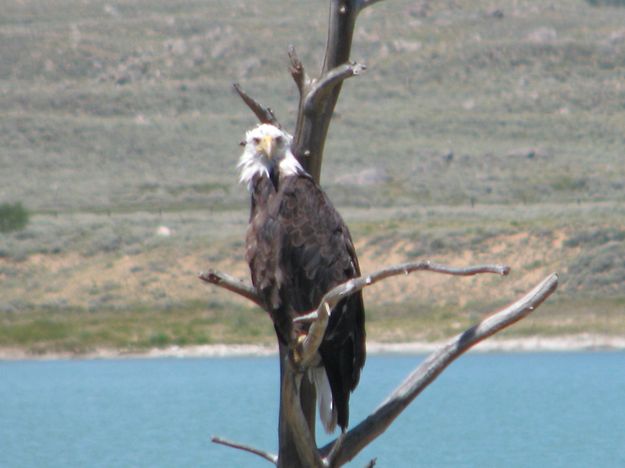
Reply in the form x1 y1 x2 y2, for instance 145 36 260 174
245 171 366 431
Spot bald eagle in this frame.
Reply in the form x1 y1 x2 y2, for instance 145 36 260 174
238 124 366 433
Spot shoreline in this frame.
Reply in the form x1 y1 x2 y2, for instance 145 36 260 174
2 334 624 361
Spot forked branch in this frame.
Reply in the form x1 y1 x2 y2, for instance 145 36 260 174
320 273 559 466
295 261 510 368
200 261 511 368
233 1 388 182
212 1 559 464
304 62 367 115
292 0 386 181
199 261 510 317
209 269 558 466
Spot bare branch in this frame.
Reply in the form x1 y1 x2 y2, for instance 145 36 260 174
223 0 559 465
373 260 511 279
304 62 366 115
211 436 278 465
233 83 280 127
321 272 559 465
296 260 509 381
291 0 361 181
297 302 330 368
295 261 510 324
198 269 264 309
288 45 308 95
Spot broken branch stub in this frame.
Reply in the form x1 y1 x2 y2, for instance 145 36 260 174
198 269 264 309
233 83 281 128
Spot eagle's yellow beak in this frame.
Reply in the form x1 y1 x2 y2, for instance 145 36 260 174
257 135 275 158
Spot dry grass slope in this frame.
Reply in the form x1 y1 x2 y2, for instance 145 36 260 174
1 0 625 353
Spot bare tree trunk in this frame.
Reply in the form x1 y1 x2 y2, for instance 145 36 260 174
292 0 358 180
204 1 559 465
278 2 373 464
277 344 317 467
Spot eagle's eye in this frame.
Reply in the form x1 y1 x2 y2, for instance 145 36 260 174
252 137 261 145
275 135 284 145
239 140 246 147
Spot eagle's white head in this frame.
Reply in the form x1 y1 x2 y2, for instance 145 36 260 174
238 124 303 190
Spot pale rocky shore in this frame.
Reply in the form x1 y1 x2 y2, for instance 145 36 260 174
2 334 625 361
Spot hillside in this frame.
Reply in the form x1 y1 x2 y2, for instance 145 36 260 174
1 0 625 354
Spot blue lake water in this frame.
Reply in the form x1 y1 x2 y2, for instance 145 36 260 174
1 352 625 467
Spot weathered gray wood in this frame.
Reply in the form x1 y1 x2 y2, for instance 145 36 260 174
208 0 560 465
228 3 380 464
211 436 278 465
320 273 559 466
232 83 281 127
295 261 510 369
205 265 558 466
292 0 368 182
198 269 262 308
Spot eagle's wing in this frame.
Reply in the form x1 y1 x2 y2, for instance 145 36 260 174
246 175 281 310
277 175 366 431
275 175 359 307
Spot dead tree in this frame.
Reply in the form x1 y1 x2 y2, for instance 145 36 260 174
201 1 558 466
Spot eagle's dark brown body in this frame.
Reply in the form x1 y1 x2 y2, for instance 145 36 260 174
246 172 366 431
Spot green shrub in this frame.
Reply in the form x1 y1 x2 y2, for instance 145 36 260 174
564 228 625 248
148 332 171 348
566 241 625 294
0 202 29 233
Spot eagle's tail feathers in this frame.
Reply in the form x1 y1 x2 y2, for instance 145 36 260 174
310 367 337 433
